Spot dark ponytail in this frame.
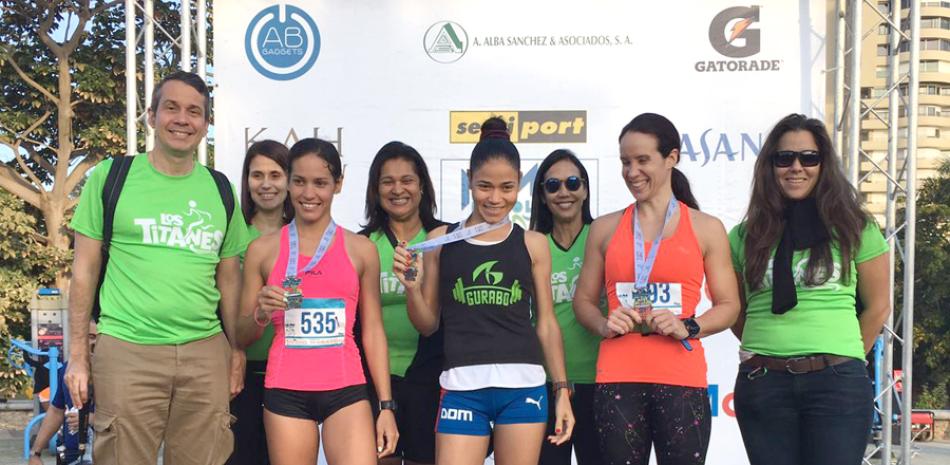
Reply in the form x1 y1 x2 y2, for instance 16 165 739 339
671 167 699 210
619 113 700 211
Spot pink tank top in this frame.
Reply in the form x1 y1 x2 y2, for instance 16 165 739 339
264 224 365 391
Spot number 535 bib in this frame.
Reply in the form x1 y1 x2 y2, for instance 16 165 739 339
616 282 683 315
284 298 346 349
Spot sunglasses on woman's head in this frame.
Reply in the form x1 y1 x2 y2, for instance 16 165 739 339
773 150 821 168
544 176 585 193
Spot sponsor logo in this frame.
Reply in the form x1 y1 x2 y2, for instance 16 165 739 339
245 127 343 156
439 157 599 228
440 407 474 422
425 21 469 63
133 201 223 254
709 6 760 58
707 384 736 417
450 111 587 144
452 261 523 306
380 271 406 295
245 4 320 80
695 5 781 72
525 396 543 410
680 129 763 166
424 21 634 63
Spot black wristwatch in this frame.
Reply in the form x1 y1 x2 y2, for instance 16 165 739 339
552 381 574 398
683 317 701 339
31 450 42 458
379 399 398 413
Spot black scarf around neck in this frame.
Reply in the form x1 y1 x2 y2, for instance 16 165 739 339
771 197 830 314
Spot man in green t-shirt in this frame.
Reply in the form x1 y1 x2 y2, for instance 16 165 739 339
65 71 249 465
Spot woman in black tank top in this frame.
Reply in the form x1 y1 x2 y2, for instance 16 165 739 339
392 118 575 465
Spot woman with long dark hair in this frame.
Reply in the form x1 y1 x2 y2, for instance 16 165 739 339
529 150 601 465
573 113 739 465
360 141 446 465
238 138 398 465
393 118 575 465
228 139 294 465
729 114 890 465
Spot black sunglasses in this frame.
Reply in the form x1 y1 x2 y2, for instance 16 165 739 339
544 176 585 193
773 150 821 168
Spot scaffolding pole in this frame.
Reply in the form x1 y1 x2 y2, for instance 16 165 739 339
900 0 920 460
125 0 210 166
847 0 862 185
144 0 155 151
125 0 136 156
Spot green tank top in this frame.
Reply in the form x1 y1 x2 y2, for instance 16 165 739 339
244 225 275 365
548 224 602 384
371 228 429 377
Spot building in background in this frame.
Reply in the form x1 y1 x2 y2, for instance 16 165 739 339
859 1 950 223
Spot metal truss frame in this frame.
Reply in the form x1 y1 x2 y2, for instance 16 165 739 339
832 0 920 463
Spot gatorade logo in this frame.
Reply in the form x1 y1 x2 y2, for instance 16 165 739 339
450 111 587 144
452 261 523 306
440 407 474 422
245 4 321 80
709 6 760 58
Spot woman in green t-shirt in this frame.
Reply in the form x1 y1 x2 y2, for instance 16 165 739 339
528 149 602 465
729 114 890 465
227 139 293 465
359 141 446 465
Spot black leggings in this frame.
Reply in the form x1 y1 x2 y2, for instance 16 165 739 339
594 383 711 465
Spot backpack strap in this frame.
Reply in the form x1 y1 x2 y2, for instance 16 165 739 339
93 156 135 322
206 166 235 250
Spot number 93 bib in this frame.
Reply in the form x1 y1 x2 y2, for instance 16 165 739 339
615 282 684 316
284 298 346 349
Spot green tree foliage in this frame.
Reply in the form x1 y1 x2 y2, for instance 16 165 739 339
0 190 70 397
897 160 950 409
0 1 206 288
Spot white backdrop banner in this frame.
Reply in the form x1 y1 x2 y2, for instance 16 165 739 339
214 1 827 464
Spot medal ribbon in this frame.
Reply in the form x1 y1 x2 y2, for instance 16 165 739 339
407 218 511 253
286 218 337 281
633 198 678 290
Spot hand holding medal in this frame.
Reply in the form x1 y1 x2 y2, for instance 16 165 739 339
255 284 289 326
393 242 423 289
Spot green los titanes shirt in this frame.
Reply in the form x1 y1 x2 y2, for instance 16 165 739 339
729 219 888 360
71 156 249 345
548 225 602 384
243 225 275 363
369 227 440 378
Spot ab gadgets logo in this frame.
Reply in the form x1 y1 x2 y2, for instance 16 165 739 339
245 4 320 80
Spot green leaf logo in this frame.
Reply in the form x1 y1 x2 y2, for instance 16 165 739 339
472 260 503 285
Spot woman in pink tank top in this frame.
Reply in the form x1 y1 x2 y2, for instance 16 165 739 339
238 138 398 465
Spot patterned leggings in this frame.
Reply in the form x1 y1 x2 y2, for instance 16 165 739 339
594 383 711 465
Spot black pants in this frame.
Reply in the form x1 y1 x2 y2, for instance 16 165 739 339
734 359 873 465
226 367 269 465
594 383 710 465
539 383 601 465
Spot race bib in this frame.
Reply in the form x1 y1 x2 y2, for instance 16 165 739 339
615 282 684 316
284 298 346 349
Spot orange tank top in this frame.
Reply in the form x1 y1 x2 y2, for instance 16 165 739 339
598 201 707 387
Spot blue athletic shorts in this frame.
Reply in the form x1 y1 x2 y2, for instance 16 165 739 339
436 385 547 436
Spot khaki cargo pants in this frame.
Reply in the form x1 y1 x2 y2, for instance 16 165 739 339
92 333 234 465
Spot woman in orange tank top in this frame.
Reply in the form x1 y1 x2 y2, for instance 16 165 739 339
573 113 740 465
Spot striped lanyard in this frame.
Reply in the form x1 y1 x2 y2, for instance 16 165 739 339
407 218 511 253
283 218 337 289
633 198 678 291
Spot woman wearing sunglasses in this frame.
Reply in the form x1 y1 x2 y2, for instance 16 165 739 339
573 113 739 465
728 114 890 465
529 150 602 465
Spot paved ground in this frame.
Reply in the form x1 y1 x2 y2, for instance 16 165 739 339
0 411 946 464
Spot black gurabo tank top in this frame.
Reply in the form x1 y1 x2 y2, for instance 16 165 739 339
438 223 545 370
